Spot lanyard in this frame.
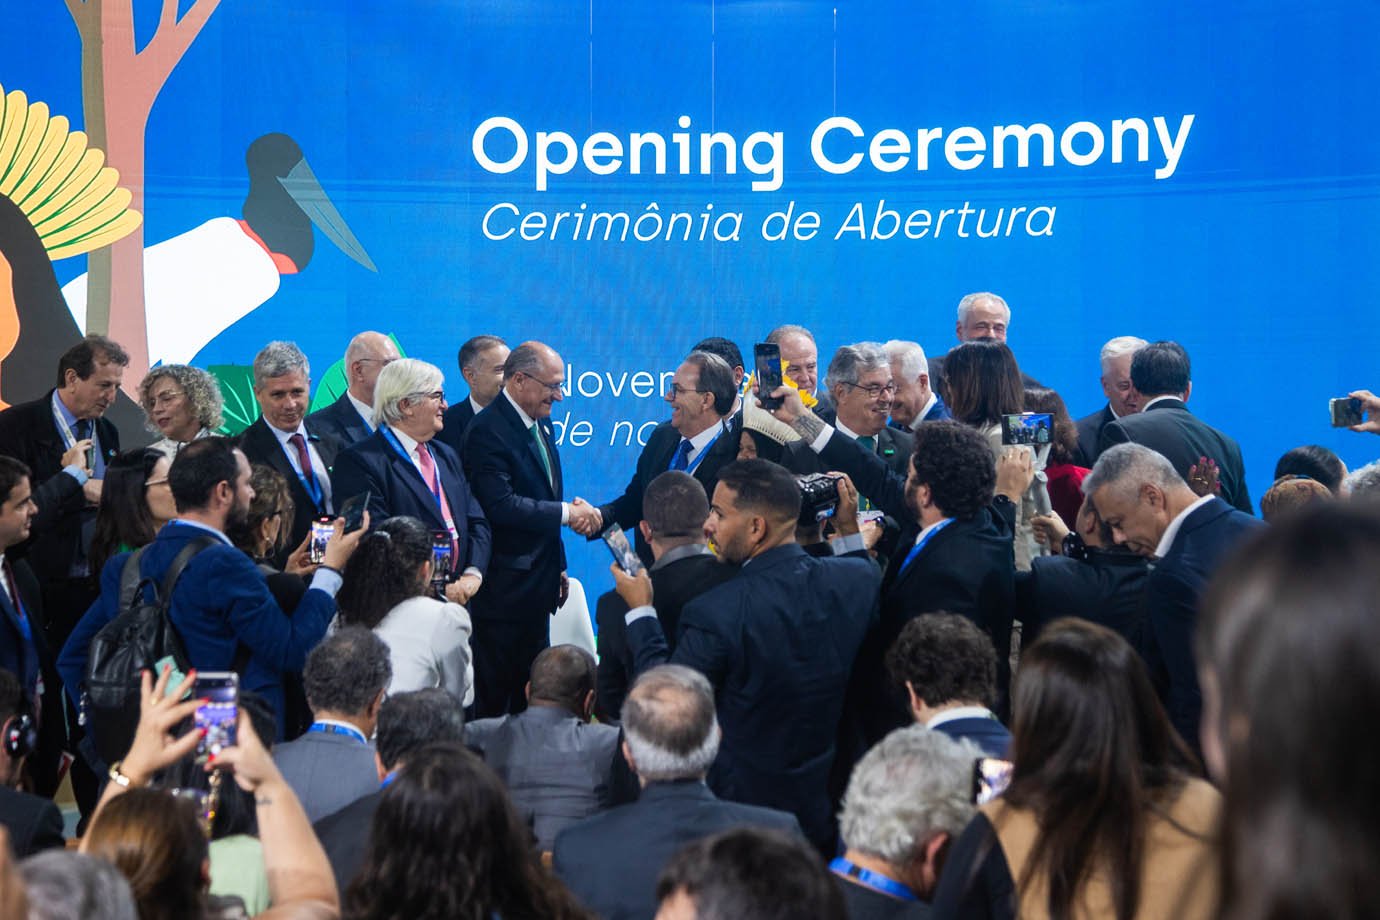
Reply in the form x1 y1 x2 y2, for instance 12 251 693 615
829 858 918 902
900 518 954 574
381 427 446 514
283 434 323 507
51 396 100 470
307 721 369 745
673 423 726 475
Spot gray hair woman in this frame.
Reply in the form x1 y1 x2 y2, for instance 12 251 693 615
138 365 224 457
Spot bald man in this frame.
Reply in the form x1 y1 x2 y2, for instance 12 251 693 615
307 331 402 446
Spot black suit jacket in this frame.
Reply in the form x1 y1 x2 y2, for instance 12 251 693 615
593 547 737 722
237 418 342 567
329 429 492 577
625 543 879 851
0 391 119 583
1145 497 1263 752
1098 398 1252 514
553 780 801 920
1073 404 1114 468
305 392 372 448
597 418 739 567
0 559 66 796
1016 550 1150 650
435 397 477 457
0 785 64 858
314 790 381 896
462 394 566 621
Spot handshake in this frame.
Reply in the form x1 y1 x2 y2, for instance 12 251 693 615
567 497 604 536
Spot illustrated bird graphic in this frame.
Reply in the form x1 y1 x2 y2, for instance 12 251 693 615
62 132 377 367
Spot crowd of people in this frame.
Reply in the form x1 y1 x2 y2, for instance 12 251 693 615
0 290 1377 919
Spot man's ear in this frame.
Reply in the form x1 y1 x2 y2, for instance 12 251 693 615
1181 380 1193 403
905 681 925 716
524 680 532 703
61 368 78 390
1141 482 1164 510
917 373 930 391
638 520 653 544
581 689 596 721
917 483 934 509
620 739 637 775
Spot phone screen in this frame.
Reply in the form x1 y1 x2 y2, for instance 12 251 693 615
308 517 333 564
1330 397 1364 427
1000 412 1053 446
601 525 645 575
430 531 454 585
754 343 784 409
339 491 370 533
194 672 238 762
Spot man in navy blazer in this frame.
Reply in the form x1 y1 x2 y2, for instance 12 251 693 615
885 339 952 433
1085 442 1264 754
305 331 401 448
554 665 800 920
613 459 879 853
462 342 603 717
1097 341 1252 514
59 437 365 735
436 334 509 456
1072 335 1147 468
331 358 491 604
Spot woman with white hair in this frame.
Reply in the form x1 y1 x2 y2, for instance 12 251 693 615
329 358 493 609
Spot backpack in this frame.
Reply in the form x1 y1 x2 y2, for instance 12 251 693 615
84 536 217 764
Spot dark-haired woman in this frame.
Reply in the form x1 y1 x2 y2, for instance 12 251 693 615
344 742 591 920
336 515 473 706
88 448 178 580
1273 443 1347 495
932 618 1219 920
1198 506 1380 919
1022 387 1091 530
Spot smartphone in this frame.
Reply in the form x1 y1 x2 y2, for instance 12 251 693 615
601 525 645 576
338 491 370 533
972 757 1013 805
430 531 454 589
1001 412 1053 446
754 343 784 410
1330 396 1364 427
308 517 333 564
194 672 238 763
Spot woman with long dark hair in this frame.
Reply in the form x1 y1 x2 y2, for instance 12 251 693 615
88 448 178 579
1022 386 1090 529
932 618 1219 920
1198 506 1380 919
336 515 473 706
344 742 590 920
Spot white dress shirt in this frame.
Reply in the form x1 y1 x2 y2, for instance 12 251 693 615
268 422 334 511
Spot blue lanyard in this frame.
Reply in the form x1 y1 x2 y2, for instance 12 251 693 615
899 518 954 574
672 424 726 475
307 722 369 745
283 436 323 507
381 427 446 513
379 771 397 790
829 858 918 902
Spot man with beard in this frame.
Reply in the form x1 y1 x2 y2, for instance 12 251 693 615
58 438 365 736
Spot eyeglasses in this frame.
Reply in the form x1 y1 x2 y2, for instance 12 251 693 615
841 381 898 398
521 373 565 396
665 383 707 398
149 391 185 408
356 357 398 367
408 390 447 404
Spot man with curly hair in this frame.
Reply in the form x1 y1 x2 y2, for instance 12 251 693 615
886 613 1010 757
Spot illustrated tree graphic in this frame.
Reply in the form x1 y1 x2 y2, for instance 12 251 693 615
64 0 223 384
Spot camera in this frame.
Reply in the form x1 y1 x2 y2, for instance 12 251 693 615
797 472 843 525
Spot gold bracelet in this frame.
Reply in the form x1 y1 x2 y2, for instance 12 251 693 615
107 760 134 788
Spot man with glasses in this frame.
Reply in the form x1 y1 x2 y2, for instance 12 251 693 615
592 351 739 569
463 341 602 717
307 331 402 447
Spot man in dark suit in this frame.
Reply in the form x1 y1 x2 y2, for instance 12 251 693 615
1072 335 1147 468
1097 340 1252 514
313 688 465 894
1084 442 1264 753
886 614 1011 758
766 324 833 417
464 645 620 851
613 459 879 852
884 339 951 432
554 665 800 920
237 341 342 567
436 334 509 456
462 341 602 717
595 351 739 568
692 336 747 419
0 335 126 653
0 669 63 858
926 292 1042 399
273 628 391 822
330 358 491 605
305 331 400 448
593 471 736 722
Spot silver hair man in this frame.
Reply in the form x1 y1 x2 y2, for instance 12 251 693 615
621 664 721 782
372 358 445 427
824 342 890 392
251 340 310 389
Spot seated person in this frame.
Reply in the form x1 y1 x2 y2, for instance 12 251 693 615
273 628 392 822
886 614 1011 757
464 645 620 852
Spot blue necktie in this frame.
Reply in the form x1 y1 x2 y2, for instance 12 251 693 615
669 438 693 471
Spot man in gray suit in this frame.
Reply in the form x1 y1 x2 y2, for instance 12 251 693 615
273 627 391 822
464 644 620 851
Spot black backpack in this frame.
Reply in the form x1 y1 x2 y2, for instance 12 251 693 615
84 537 217 764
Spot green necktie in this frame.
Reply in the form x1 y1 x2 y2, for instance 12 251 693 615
855 435 876 511
531 422 554 487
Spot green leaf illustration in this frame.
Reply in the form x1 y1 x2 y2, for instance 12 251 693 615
208 364 260 436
